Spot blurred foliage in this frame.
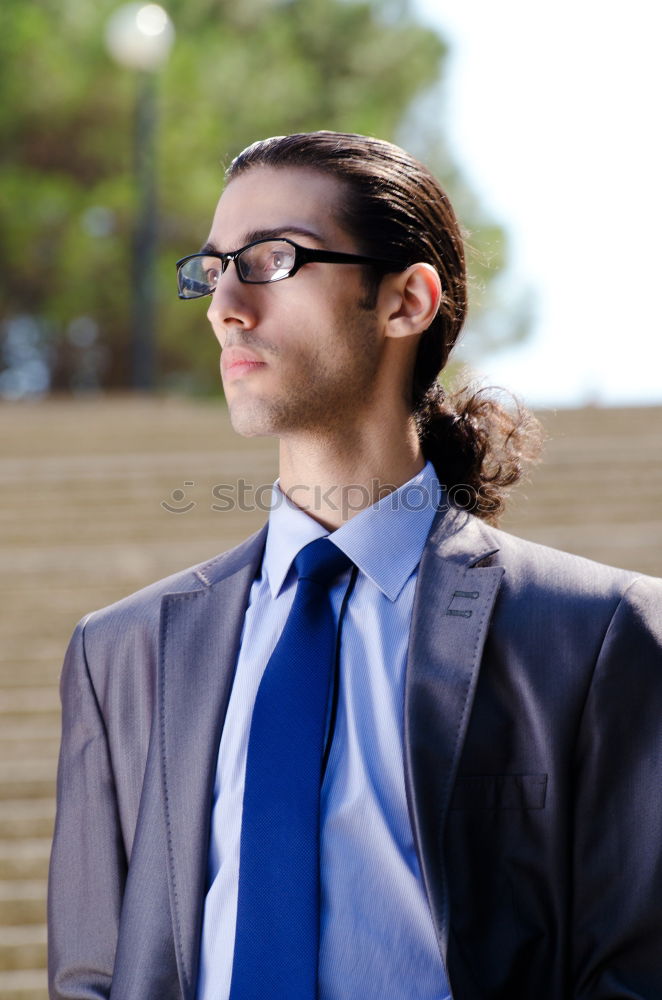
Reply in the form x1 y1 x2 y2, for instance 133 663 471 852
0 0 522 395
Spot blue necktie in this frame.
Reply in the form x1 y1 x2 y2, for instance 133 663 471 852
230 537 352 999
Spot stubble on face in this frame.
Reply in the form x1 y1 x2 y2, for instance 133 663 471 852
225 299 382 440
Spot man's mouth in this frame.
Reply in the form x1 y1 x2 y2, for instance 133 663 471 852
221 347 267 380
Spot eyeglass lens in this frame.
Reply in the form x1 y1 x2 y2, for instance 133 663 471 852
178 240 297 297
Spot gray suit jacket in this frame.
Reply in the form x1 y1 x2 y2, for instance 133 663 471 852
48 507 662 999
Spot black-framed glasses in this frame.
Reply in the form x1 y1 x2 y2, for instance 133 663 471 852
175 237 406 299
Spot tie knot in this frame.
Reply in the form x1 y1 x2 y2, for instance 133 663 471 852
294 537 352 586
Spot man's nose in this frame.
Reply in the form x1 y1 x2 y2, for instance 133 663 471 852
206 264 258 344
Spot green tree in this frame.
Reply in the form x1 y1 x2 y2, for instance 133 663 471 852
0 0 517 394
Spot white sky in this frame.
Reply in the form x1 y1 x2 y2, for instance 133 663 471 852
414 0 662 407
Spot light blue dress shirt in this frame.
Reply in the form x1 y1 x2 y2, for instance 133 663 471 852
196 462 451 1000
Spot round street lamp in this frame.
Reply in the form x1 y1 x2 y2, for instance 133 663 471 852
106 3 174 71
105 4 175 390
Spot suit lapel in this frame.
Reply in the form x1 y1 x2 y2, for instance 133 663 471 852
404 509 504 964
157 527 267 999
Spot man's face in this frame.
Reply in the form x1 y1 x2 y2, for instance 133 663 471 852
205 165 384 439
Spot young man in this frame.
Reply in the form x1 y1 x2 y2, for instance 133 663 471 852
48 132 662 1000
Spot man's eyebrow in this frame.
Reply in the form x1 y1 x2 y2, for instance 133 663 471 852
198 226 325 255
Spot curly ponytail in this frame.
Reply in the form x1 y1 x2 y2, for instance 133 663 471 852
415 382 542 523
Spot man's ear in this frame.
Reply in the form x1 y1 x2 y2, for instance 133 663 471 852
379 263 442 340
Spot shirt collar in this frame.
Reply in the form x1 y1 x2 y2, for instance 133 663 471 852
263 462 443 602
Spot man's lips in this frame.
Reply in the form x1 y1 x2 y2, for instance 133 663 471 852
221 347 267 379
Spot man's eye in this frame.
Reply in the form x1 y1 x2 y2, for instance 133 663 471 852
264 247 294 274
204 265 221 286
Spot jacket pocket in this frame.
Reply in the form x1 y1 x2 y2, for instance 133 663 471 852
451 773 547 810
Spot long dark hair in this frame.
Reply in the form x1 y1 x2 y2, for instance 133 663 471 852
227 131 540 522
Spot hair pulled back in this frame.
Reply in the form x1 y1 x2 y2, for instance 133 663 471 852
227 131 540 522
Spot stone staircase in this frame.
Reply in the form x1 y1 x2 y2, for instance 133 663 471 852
1 397 660 998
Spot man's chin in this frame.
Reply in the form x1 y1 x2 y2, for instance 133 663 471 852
226 401 279 439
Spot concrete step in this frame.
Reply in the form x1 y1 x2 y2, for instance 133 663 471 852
0 743 59 764
0 780 57 804
0 839 51 880
0 640 64 662
0 800 55 840
0 713 60 732
0 880 46 925
0 664 60 688
0 968 48 1000
0 690 59 714
0 721 60 741
0 925 46 973
0 760 58 779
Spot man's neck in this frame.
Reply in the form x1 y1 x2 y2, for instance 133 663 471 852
278 421 425 530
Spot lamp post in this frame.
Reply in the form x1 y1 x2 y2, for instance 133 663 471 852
105 4 175 390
